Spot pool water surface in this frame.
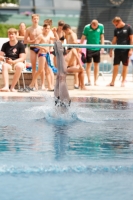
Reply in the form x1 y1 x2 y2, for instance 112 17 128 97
0 96 133 200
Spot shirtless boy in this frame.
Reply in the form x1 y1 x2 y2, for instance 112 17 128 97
24 14 43 89
63 24 86 90
28 23 58 90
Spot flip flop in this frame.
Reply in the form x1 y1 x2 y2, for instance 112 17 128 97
26 86 36 91
18 88 30 93
85 83 91 86
48 89 54 92
74 85 79 89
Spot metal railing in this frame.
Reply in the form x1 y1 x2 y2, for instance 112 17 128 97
31 42 133 79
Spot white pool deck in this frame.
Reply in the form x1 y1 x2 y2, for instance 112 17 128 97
0 73 133 102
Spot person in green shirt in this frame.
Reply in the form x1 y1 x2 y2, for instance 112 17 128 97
80 19 104 86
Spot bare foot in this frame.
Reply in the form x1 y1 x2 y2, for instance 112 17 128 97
41 85 46 90
35 82 38 90
106 83 114 87
80 86 89 90
10 88 17 92
40 87 48 91
94 82 98 86
0 87 10 92
121 82 125 87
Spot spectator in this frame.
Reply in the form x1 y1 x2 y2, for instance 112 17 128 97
27 23 58 91
56 20 65 42
107 16 133 87
65 48 87 90
63 24 86 89
80 19 104 86
17 22 27 46
17 22 28 57
51 20 66 67
0 28 26 92
24 14 43 90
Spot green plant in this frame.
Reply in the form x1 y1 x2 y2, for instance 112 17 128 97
0 24 19 37
0 0 18 4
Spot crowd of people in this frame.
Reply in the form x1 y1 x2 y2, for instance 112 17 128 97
0 14 133 92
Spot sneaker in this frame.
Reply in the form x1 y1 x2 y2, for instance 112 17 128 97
74 85 79 89
18 88 30 93
85 83 91 86
26 86 36 91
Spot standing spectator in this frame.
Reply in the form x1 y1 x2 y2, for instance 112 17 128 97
24 14 43 90
80 19 104 86
0 28 26 92
17 22 28 57
107 17 133 87
17 22 26 45
27 23 58 91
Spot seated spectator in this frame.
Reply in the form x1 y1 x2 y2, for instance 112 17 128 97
51 20 66 67
63 24 80 88
63 24 85 89
0 28 26 92
65 48 87 90
56 20 66 42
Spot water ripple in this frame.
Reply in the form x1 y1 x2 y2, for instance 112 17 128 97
0 164 133 175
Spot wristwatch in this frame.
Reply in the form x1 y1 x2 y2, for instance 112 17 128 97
110 0 124 5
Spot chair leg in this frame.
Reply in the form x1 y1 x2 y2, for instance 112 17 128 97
18 79 20 90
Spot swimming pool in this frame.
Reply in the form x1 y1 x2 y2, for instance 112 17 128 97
0 96 133 200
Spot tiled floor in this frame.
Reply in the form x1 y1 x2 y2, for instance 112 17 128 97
0 74 133 102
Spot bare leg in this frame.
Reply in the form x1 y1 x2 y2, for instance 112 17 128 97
40 69 46 90
48 67 54 89
86 62 92 84
30 56 46 88
45 66 54 90
10 63 24 91
93 62 99 85
74 73 79 87
53 56 57 68
30 50 38 89
0 63 11 91
67 66 87 90
121 65 128 87
107 64 119 86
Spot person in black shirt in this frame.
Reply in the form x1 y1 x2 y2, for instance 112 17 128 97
107 17 133 87
0 28 26 92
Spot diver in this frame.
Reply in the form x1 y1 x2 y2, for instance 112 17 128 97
54 40 71 107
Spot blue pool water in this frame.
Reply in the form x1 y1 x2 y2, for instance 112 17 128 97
0 96 133 200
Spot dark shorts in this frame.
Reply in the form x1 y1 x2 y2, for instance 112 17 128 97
86 49 100 63
114 50 129 66
30 47 40 54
